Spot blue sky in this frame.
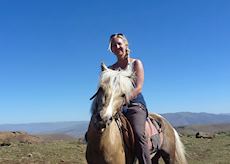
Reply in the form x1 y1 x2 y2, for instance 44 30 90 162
0 0 229 124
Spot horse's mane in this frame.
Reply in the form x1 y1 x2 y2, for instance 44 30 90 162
100 68 136 94
90 68 136 114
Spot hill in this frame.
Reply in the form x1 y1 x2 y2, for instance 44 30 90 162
0 121 88 138
176 123 230 136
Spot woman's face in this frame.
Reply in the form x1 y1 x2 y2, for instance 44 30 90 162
110 37 127 59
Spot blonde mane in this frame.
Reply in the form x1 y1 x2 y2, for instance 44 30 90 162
90 67 135 114
100 68 135 96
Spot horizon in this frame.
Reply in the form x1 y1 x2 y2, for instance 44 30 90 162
0 111 229 125
0 0 229 124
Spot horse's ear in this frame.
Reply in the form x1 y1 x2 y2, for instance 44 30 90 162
101 62 108 71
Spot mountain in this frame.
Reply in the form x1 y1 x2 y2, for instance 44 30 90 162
0 121 88 138
161 112 230 126
176 123 230 135
0 112 230 138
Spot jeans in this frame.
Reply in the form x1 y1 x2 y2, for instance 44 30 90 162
123 104 151 164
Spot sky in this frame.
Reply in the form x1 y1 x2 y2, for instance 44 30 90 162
0 0 229 124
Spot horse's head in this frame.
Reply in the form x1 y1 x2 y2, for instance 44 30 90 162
90 63 135 131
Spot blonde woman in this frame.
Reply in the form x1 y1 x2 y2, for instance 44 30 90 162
109 33 151 164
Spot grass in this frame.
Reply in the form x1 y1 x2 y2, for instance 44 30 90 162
0 133 229 164
0 140 87 164
183 132 230 164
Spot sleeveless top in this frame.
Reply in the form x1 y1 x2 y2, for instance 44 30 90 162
113 59 147 107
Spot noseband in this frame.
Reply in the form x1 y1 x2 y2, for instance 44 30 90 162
94 112 114 131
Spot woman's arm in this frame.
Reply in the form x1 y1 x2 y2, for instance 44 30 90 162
128 59 145 101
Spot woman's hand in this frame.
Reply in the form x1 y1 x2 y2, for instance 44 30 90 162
125 90 137 105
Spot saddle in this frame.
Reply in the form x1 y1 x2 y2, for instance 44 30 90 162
115 112 163 157
145 117 163 153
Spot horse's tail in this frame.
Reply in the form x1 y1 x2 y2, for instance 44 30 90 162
173 129 187 164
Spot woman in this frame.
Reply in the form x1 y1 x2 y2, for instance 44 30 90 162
109 33 151 164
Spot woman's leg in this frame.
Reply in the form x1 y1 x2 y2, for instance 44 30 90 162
124 106 151 164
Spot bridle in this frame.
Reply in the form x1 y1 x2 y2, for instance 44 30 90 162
90 88 126 132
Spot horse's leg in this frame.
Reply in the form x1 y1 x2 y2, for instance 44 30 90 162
151 151 161 164
161 150 174 164
157 128 175 164
161 151 170 164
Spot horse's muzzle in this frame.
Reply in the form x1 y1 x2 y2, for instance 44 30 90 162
95 113 112 131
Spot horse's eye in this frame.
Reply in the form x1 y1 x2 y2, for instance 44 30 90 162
121 94 126 98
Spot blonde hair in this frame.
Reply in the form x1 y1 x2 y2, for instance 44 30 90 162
108 33 131 56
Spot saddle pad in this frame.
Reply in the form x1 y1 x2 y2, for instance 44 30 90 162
145 117 163 152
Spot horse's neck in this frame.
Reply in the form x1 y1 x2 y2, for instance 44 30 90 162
100 120 121 144
99 120 126 163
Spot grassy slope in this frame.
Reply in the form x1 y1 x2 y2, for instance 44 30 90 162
0 140 87 164
183 133 230 164
0 133 229 164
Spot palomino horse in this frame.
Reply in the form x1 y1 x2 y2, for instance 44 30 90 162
86 63 187 164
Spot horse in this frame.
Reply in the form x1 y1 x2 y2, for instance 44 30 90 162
85 63 187 164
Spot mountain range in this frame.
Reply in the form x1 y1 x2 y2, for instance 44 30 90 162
161 112 230 126
0 112 229 137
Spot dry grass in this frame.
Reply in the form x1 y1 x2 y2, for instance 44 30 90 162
0 133 229 164
183 132 230 164
0 139 87 164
